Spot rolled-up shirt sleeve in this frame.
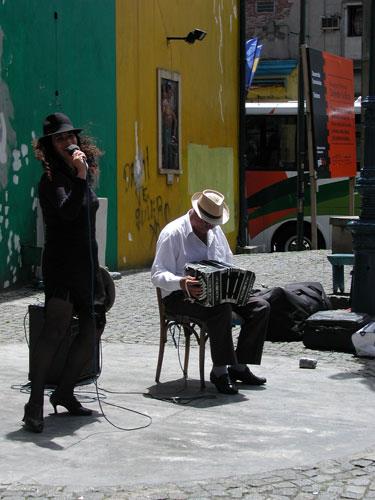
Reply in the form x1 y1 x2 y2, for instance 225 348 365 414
220 230 234 265
151 231 182 292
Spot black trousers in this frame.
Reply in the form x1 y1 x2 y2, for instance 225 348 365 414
163 291 270 367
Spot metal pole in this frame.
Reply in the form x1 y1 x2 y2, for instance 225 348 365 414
369 1 375 96
349 0 375 314
301 45 318 251
296 0 306 250
237 0 247 249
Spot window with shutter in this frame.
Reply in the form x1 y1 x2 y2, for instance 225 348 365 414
256 0 275 14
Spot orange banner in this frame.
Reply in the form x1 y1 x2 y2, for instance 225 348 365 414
307 48 357 178
324 51 356 177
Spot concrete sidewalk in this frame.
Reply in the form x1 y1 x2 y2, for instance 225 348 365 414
2 341 375 497
1 250 375 498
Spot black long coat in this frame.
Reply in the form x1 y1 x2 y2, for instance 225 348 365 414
38 160 99 310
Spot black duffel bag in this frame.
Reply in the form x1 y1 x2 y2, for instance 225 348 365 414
255 282 332 342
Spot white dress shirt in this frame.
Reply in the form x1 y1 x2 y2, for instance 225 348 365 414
151 211 233 297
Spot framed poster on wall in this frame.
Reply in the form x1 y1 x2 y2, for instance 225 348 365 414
157 69 181 174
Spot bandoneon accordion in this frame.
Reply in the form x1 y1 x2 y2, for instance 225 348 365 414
184 260 255 307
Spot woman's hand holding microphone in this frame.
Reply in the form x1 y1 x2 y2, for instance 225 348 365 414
65 144 88 179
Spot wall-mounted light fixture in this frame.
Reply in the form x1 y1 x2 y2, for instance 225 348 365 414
167 28 207 45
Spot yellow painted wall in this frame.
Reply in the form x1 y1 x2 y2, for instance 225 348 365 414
116 0 240 268
248 67 298 101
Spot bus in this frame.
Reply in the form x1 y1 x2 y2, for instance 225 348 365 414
245 99 361 252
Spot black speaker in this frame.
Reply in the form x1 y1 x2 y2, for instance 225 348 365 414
28 304 101 387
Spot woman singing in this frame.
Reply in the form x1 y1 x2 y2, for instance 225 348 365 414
23 112 105 433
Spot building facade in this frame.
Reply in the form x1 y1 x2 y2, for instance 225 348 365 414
246 0 362 99
0 0 117 289
0 0 240 289
116 0 240 268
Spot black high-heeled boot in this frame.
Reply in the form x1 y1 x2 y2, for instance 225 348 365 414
50 392 92 416
22 402 44 433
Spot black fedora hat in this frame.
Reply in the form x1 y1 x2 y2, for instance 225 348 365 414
40 112 82 139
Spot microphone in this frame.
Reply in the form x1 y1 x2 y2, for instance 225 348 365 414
65 144 88 170
65 144 80 155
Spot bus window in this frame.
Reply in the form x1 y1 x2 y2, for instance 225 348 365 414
246 115 297 171
245 100 361 252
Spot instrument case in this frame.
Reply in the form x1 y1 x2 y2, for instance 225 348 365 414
302 309 370 353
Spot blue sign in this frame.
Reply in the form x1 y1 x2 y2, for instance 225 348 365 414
246 38 262 91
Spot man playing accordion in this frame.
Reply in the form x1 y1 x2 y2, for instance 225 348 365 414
151 189 270 395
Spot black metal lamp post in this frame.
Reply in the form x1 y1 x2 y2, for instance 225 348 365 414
349 1 375 314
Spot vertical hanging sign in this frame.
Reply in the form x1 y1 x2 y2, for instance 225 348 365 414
245 38 262 92
306 48 357 178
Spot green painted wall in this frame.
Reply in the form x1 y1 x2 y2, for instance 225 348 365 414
0 0 117 289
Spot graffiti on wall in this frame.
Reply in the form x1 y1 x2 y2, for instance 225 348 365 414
0 28 16 189
0 26 39 288
123 145 150 193
0 141 38 288
134 187 170 244
122 143 170 246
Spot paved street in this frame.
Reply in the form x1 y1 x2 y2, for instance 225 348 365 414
1 250 375 499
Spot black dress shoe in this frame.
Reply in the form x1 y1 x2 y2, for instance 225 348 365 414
210 372 238 395
228 366 267 386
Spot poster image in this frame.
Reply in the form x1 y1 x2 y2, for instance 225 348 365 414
158 69 181 174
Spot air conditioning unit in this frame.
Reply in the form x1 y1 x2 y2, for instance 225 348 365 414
321 16 340 30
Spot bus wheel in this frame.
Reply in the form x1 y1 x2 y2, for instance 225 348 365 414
272 225 325 252
283 234 312 251
272 231 312 251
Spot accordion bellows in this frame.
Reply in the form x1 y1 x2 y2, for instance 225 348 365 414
184 260 256 307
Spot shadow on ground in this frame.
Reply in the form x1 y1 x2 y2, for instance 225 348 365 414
6 411 101 450
145 377 253 408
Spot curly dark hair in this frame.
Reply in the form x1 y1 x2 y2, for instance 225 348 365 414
33 133 103 171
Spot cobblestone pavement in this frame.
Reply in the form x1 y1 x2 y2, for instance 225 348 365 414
0 250 351 347
1 250 375 499
2 453 375 499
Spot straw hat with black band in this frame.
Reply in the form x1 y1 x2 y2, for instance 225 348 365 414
191 189 230 225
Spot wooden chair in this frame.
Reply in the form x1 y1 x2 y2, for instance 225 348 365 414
155 288 209 389
155 288 244 389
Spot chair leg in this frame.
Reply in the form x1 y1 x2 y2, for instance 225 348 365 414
155 323 168 383
199 329 206 390
183 327 190 380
